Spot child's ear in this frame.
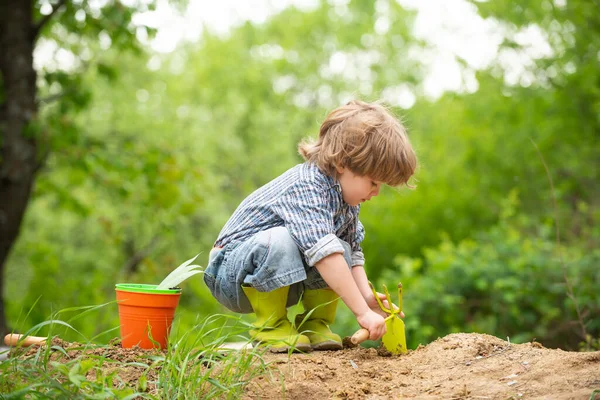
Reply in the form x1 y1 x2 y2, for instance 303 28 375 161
335 165 345 174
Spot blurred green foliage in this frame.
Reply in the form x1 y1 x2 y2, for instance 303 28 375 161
382 190 600 350
4 0 598 350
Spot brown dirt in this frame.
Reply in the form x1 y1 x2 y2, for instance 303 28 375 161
10 333 600 399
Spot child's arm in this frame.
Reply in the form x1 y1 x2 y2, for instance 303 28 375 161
315 253 387 340
343 219 401 315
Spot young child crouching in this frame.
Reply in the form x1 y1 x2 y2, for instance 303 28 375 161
204 100 417 352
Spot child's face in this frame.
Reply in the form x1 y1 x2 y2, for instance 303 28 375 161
336 167 382 206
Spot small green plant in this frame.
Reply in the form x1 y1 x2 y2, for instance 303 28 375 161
2 308 271 399
156 254 203 290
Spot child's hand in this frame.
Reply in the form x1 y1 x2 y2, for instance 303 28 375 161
356 310 387 340
366 292 406 319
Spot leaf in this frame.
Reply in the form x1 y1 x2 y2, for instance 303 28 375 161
137 373 148 392
156 254 204 289
286 294 305 326
50 361 70 376
68 363 85 387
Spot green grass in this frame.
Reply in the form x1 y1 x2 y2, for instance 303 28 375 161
0 313 273 399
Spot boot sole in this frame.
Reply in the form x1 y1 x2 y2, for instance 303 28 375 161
311 341 343 351
252 341 313 353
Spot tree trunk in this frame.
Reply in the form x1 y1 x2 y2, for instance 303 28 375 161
0 0 38 337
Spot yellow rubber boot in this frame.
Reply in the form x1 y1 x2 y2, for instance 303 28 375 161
242 285 312 353
296 289 343 350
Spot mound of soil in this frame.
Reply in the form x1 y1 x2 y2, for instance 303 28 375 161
246 333 600 399
10 333 600 399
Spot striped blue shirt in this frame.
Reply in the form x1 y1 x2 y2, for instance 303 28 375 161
215 162 365 267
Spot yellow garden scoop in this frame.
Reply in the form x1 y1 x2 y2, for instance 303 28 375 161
351 282 407 354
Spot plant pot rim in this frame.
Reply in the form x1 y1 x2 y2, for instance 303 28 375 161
115 283 182 295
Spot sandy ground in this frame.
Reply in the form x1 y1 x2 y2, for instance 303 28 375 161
7 332 600 399
244 333 600 399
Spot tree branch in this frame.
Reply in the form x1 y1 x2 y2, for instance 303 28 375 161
32 0 67 39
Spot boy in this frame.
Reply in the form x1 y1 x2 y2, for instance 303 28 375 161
204 100 417 352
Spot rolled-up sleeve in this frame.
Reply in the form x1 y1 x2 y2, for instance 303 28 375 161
305 233 346 266
271 181 345 266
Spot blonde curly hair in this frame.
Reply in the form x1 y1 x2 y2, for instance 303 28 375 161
298 100 417 187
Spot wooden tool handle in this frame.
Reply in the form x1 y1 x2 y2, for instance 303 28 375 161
351 328 370 345
4 334 47 347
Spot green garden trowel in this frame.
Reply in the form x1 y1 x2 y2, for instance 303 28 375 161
351 282 407 355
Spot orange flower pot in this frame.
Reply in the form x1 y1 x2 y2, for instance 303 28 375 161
115 284 181 349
